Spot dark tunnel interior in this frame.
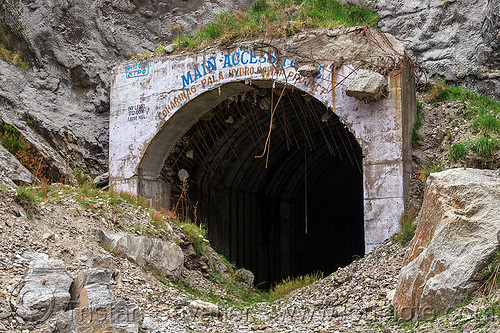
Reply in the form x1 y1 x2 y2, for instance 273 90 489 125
163 87 364 288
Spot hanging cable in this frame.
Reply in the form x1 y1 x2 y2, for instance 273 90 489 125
304 145 308 234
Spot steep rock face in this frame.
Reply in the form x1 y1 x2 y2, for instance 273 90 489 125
393 168 500 321
343 0 500 98
0 0 252 177
1 0 498 178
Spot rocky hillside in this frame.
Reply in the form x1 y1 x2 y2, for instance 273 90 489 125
0 182 498 332
0 0 498 183
1 1 500 332
0 0 253 180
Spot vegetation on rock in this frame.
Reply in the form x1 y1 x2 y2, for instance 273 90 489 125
393 206 418 246
411 101 423 148
418 159 445 184
426 81 500 165
0 123 50 183
0 42 29 70
162 0 378 51
5 182 323 309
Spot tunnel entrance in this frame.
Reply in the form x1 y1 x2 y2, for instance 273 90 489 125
164 87 364 288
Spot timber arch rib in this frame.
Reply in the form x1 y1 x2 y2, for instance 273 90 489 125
109 29 416 286
164 86 364 287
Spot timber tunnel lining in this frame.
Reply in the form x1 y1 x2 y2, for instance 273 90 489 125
164 87 364 287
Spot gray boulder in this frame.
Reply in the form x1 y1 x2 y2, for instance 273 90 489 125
56 300 142 333
394 168 500 321
188 300 222 317
92 172 109 188
97 230 184 280
141 316 159 331
0 144 38 186
77 251 115 271
17 256 73 322
346 69 387 101
236 268 255 286
69 268 115 309
298 64 320 77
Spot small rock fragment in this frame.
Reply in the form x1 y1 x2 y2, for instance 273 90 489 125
298 64 320 77
188 300 222 317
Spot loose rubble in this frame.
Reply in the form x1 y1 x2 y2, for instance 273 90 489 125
0 185 499 332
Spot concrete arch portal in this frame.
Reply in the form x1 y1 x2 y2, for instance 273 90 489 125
110 30 416 287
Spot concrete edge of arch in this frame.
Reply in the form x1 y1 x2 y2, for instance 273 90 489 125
109 28 417 253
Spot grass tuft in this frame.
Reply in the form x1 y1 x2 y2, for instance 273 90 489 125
471 135 499 160
73 167 90 186
14 186 38 219
149 209 164 225
268 271 323 300
418 159 444 184
478 251 500 296
449 142 469 162
118 191 147 208
177 220 207 255
393 206 418 246
411 101 423 148
0 123 51 183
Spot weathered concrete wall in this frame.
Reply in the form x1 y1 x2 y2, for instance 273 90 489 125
110 29 416 252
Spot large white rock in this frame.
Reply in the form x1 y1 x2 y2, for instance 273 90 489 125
394 168 500 321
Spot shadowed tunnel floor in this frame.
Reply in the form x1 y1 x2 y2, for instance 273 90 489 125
164 87 364 288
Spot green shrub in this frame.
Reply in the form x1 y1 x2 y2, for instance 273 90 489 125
426 81 500 163
471 135 499 159
73 167 90 186
411 101 423 148
178 220 207 255
14 186 38 219
15 186 37 204
449 142 469 162
393 206 418 246
418 159 444 184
